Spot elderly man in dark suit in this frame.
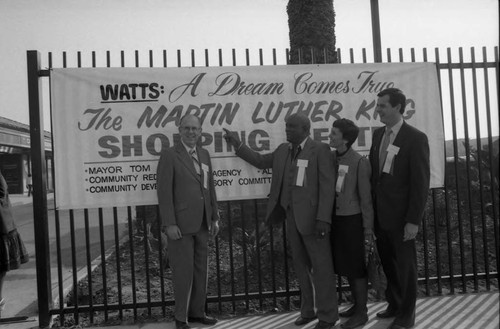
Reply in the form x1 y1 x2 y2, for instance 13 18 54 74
223 113 338 329
369 88 430 329
157 114 220 329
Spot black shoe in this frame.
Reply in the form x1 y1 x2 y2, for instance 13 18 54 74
314 320 336 329
339 305 356 317
294 315 317 325
388 323 412 329
377 307 398 318
175 319 190 329
341 313 368 329
188 315 218 325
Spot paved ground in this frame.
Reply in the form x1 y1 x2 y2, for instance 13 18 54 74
1 291 498 329
2 193 499 329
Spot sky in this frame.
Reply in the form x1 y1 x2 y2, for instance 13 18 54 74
0 0 498 133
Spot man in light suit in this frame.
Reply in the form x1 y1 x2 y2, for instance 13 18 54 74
369 88 430 329
157 114 220 329
223 113 338 329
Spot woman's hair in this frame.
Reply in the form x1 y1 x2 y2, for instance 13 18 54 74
332 118 359 148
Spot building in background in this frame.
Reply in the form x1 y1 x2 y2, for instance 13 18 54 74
0 116 53 194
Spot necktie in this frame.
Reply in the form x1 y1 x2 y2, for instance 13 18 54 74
379 128 392 173
292 145 301 162
190 149 201 175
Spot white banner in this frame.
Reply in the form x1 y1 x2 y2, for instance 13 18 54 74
51 63 444 209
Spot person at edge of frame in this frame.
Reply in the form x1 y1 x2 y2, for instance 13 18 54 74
0 169 29 318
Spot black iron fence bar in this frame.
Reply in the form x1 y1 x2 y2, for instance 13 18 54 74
83 209 94 323
253 200 264 309
140 206 152 317
259 47 279 309
215 232 222 312
431 47 444 295
69 210 79 322
281 220 291 310
48 50 65 324
156 205 166 317
446 47 463 293
112 207 124 320
435 48 455 295
155 48 167 316
55 208 64 321
486 46 500 278
210 48 223 313
98 208 109 321
471 47 489 290
227 202 237 312
238 47 251 312
126 206 138 320
421 187 430 292
495 46 500 277
27 50 52 328
71 52 82 323
135 50 153 318
417 49 431 296
458 47 479 292
240 201 250 311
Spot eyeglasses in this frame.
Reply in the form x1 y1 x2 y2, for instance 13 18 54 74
180 126 201 132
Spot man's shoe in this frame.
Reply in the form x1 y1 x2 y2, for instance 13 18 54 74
294 316 317 325
387 323 412 329
376 308 398 318
175 319 190 329
341 313 368 329
339 305 356 317
314 320 336 329
188 316 218 325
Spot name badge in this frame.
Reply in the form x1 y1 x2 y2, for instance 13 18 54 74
201 163 209 189
296 159 308 186
383 145 400 174
336 165 349 193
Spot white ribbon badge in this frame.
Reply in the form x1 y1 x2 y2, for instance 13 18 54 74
336 165 349 192
201 163 209 189
382 144 400 174
296 159 308 186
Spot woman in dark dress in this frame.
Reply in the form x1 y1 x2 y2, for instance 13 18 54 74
330 119 375 329
0 169 29 317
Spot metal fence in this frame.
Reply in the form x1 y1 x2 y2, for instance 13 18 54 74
26 47 499 327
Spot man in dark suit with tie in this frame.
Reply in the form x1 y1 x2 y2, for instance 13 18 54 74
223 113 338 329
369 88 430 329
157 114 220 329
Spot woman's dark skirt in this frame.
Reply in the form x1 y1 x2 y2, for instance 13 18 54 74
332 213 366 278
0 229 29 272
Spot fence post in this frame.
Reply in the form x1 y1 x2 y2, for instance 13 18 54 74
370 0 383 62
27 50 52 328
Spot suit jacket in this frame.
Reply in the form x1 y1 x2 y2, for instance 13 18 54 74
369 122 430 230
237 137 335 235
156 143 219 234
334 148 374 229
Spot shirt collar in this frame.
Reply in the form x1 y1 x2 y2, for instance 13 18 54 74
181 139 196 153
386 118 404 136
289 136 308 150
